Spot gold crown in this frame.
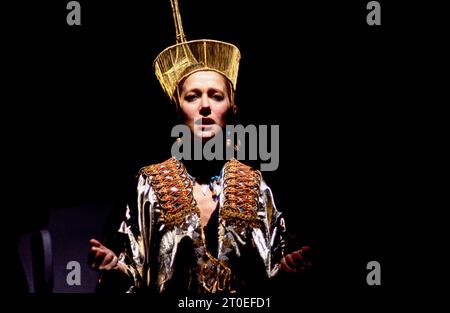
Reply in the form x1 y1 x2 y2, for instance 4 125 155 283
153 0 241 102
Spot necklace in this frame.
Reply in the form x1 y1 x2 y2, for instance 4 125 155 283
209 175 221 201
189 174 222 201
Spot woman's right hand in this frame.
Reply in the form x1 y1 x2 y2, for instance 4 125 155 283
280 245 312 273
89 238 124 273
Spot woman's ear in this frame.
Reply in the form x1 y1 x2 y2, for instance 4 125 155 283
226 103 238 125
232 103 238 116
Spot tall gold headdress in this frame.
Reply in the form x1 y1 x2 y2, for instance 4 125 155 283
153 0 241 103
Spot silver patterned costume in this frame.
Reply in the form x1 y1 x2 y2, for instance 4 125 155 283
99 157 286 293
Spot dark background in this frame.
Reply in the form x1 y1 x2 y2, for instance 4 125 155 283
6 0 437 308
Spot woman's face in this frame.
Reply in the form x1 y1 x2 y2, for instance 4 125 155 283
179 71 231 141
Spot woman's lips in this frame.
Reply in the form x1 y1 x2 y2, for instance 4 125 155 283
196 118 215 128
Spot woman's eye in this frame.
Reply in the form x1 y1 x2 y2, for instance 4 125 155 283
185 94 198 102
212 94 224 101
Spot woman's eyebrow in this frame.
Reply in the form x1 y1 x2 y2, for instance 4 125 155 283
184 88 201 93
208 87 225 93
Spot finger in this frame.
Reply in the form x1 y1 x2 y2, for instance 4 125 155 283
99 253 114 270
88 245 98 262
93 248 107 260
89 246 101 254
281 258 298 273
300 246 311 258
90 238 103 248
285 253 299 269
280 257 298 273
91 249 108 270
103 256 118 271
298 246 313 268
90 254 103 270
90 246 109 258
90 256 102 270
301 245 311 252
88 246 102 267
291 250 305 263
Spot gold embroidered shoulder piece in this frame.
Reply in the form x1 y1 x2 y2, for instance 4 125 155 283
139 157 198 229
139 158 262 230
222 159 262 228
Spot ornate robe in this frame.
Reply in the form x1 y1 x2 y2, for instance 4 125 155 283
100 157 286 294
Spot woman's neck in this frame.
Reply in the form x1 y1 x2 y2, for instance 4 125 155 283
182 159 225 184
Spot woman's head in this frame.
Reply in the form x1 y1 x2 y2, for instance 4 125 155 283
176 70 237 141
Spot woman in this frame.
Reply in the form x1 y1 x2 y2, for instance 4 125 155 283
89 0 310 294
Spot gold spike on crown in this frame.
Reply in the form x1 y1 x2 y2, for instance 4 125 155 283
153 0 241 103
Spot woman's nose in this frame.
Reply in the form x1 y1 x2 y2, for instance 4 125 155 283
200 94 210 108
199 94 211 116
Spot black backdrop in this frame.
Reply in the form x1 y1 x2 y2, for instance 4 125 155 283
6 0 424 308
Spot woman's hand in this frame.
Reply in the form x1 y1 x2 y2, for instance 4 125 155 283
280 245 312 273
89 238 125 273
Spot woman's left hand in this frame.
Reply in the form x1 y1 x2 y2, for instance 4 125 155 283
280 245 312 273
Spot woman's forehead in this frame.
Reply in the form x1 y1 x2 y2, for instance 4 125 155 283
182 71 227 90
